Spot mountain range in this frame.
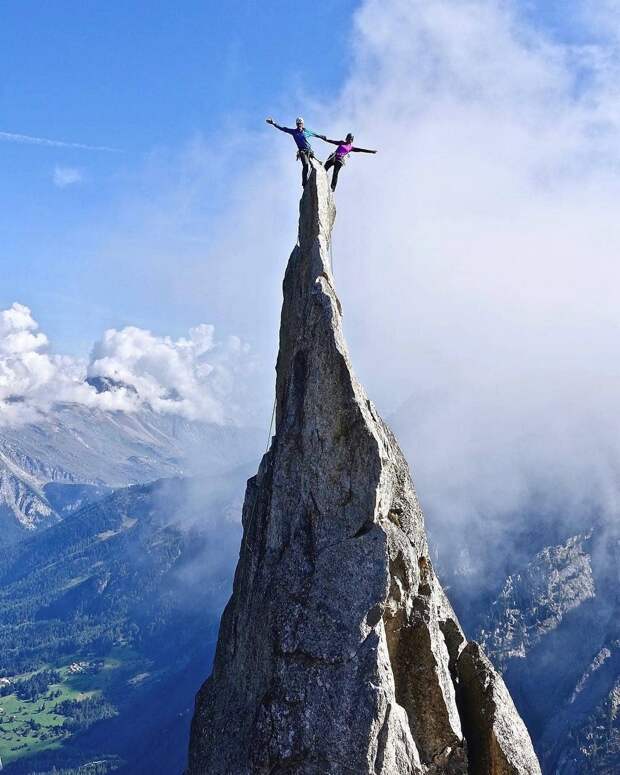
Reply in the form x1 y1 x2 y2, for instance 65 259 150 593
0 400 261 545
477 526 620 773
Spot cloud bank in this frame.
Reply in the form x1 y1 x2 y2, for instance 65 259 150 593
0 303 253 427
317 0 620 565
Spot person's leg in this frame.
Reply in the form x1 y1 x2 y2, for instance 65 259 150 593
300 152 309 187
323 156 334 187
331 161 342 191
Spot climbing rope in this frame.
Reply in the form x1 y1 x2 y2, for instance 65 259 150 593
243 393 277 556
265 393 277 453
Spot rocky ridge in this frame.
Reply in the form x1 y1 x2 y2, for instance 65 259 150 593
478 529 620 773
479 533 596 667
188 161 541 774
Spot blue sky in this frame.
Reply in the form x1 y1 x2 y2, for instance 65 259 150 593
1 0 358 352
2 0 600 356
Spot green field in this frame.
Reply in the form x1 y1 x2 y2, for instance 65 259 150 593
0 478 227 774
0 651 139 766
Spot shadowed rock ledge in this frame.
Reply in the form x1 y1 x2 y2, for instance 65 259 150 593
187 161 541 775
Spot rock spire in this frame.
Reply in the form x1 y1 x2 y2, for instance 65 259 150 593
188 160 542 775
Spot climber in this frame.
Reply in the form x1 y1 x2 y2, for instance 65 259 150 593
266 116 328 188
323 133 377 191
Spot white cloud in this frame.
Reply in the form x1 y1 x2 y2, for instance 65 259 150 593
87 323 252 422
53 166 83 188
0 304 86 424
0 302 48 355
321 0 620 539
0 303 253 427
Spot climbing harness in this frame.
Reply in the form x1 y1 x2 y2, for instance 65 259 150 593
297 148 323 164
325 150 347 166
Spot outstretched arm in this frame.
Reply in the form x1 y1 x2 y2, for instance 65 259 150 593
352 146 377 154
266 117 293 134
321 137 345 146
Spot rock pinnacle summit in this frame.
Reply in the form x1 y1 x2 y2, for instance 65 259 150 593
188 160 542 775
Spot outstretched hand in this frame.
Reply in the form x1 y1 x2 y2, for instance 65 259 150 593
266 117 275 125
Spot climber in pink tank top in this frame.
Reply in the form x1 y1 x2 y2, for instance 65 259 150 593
323 132 377 191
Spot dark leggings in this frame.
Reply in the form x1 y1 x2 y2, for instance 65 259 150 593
324 155 343 190
299 150 313 187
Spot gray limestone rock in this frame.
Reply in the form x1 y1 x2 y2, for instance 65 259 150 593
188 161 541 775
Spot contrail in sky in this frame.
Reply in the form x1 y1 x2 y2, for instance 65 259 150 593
0 131 121 152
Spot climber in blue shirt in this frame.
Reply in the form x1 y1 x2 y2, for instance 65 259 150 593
266 116 327 188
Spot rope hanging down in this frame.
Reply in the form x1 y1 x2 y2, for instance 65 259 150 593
243 393 276 556
265 394 277 453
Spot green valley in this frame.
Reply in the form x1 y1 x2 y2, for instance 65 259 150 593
0 472 247 774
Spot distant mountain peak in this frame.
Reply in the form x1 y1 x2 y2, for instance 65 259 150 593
85 375 138 395
0 401 261 544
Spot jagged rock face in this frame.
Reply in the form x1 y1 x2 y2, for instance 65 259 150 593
479 534 597 667
188 162 541 775
478 530 620 773
552 674 620 774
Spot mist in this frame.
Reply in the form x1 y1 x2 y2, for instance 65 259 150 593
327 0 620 575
